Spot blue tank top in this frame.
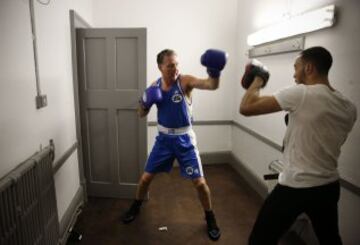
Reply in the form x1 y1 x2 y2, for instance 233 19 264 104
156 76 193 128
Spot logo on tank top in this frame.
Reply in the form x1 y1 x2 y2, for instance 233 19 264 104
172 91 183 103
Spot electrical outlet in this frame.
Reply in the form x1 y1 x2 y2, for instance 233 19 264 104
36 94 47 109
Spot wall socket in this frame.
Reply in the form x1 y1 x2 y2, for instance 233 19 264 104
36 94 48 109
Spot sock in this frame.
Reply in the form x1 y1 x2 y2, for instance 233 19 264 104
205 210 214 217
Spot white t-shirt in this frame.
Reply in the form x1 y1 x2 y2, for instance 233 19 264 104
274 84 357 188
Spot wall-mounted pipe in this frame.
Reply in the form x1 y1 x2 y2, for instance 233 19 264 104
29 0 48 109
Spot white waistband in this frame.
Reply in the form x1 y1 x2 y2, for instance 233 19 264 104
157 124 191 135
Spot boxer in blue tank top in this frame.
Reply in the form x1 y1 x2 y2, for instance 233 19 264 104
122 49 228 241
144 76 204 179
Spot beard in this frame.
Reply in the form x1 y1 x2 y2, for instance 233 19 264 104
295 70 306 84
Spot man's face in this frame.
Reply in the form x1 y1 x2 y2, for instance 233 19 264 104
159 54 179 81
293 57 306 84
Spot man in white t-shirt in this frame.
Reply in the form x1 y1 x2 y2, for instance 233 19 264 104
239 46 357 245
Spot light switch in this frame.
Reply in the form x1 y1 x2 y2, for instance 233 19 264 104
36 94 47 109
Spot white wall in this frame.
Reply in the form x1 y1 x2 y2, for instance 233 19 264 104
92 0 238 153
233 0 360 244
233 0 360 187
0 0 93 221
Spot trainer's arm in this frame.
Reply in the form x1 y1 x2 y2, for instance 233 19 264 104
240 77 282 116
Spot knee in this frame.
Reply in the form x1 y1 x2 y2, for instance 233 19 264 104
140 173 154 186
193 178 209 191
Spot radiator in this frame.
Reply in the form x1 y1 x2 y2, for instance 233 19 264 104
0 144 59 245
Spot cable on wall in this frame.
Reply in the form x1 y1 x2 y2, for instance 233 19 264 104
29 0 48 109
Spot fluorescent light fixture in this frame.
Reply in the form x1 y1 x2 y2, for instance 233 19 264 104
248 36 304 58
247 4 335 46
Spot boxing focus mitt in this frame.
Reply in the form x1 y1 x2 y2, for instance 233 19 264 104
241 59 270 89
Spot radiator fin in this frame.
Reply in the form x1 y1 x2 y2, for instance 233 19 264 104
0 146 59 245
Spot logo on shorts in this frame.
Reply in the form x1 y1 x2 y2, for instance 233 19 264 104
186 166 194 176
172 91 183 103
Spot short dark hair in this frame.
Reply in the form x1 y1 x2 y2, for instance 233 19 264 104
157 49 176 65
300 46 333 75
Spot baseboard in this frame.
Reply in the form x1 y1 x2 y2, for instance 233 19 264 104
58 186 84 245
199 151 268 199
200 150 233 165
227 153 268 199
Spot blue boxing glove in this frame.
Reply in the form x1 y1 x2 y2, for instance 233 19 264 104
140 85 162 110
201 49 228 78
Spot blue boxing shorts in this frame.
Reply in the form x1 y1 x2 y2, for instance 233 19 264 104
145 129 204 179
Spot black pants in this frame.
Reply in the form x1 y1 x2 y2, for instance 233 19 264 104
249 181 342 245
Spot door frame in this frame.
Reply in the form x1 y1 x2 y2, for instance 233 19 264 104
70 10 91 202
